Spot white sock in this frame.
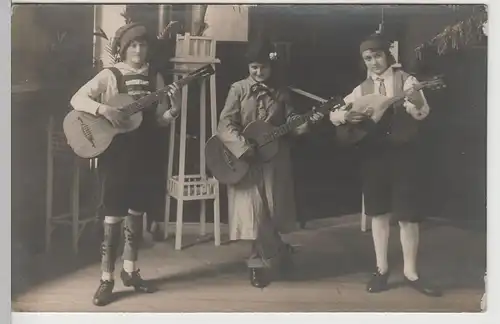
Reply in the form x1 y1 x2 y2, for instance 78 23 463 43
101 271 114 281
371 213 391 274
104 216 123 224
123 260 137 274
399 221 420 281
150 221 160 232
128 209 143 216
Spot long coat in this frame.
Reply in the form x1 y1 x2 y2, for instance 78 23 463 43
217 77 301 241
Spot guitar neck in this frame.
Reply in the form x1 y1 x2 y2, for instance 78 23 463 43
123 87 169 116
262 99 337 143
123 71 207 116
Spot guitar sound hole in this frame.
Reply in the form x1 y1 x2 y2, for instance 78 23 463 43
78 117 96 148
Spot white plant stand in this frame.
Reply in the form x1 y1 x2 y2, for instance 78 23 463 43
164 33 222 250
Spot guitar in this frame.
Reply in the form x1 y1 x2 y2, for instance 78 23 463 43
205 96 344 185
63 64 215 158
335 75 445 146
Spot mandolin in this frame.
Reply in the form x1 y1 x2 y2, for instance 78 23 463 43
63 64 215 158
335 75 445 146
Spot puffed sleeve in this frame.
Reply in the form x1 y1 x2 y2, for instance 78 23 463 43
217 83 252 159
70 69 115 115
329 85 362 126
403 75 431 121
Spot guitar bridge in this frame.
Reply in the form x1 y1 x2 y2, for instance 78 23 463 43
78 117 96 148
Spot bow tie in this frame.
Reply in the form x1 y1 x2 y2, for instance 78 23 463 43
250 82 274 97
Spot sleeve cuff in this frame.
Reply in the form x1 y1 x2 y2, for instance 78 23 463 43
161 109 179 123
329 110 347 126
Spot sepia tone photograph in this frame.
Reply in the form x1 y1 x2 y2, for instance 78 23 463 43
11 2 488 314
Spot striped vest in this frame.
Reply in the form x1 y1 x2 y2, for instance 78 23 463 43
360 68 424 145
108 66 157 125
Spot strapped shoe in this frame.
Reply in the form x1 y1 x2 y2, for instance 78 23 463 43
120 269 156 293
249 267 271 289
366 269 390 293
404 276 443 297
92 280 114 306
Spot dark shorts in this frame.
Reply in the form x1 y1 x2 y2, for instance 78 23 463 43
97 121 165 217
361 144 423 222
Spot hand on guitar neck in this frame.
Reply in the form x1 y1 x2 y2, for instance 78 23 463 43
165 83 182 117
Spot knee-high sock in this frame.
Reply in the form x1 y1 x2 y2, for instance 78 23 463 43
101 216 123 280
371 213 391 274
122 209 143 273
399 221 420 281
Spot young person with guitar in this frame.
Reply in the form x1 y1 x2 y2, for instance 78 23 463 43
216 38 323 288
329 33 442 297
70 23 181 306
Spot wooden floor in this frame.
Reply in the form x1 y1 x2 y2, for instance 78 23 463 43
12 215 486 313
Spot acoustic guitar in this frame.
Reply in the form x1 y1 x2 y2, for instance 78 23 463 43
205 96 343 185
335 75 445 146
63 64 215 158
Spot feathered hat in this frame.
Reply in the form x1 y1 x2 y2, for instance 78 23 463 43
111 23 150 60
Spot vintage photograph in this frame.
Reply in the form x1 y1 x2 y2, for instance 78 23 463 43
11 2 487 313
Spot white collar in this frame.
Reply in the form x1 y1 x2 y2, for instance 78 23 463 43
115 62 149 74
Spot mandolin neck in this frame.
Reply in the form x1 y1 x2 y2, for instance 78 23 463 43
385 84 424 108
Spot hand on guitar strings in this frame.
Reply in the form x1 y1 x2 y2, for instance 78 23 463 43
403 97 418 112
240 138 258 162
309 106 325 124
97 104 129 128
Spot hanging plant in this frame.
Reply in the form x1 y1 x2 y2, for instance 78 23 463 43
481 5 488 37
415 5 487 59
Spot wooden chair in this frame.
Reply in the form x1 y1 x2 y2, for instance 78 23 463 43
45 116 96 254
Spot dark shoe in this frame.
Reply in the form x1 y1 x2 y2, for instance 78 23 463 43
366 269 390 293
92 280 114 306
120 269 156 293
404 276 443 297
249 267 271 289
